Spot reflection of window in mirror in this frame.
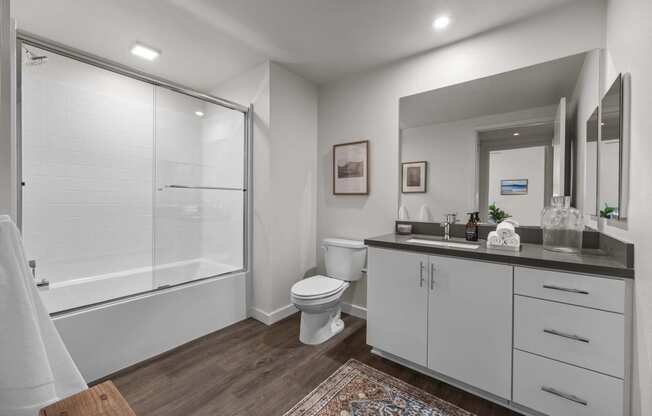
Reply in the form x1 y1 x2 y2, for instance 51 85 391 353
599 74 622 219
584 107 599 216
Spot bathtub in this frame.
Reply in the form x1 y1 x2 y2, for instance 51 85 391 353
42 261 247 382
40 258 242 313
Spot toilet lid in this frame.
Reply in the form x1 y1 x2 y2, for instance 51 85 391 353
291 275 346 299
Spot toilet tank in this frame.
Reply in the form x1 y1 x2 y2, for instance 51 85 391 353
322 238 367 282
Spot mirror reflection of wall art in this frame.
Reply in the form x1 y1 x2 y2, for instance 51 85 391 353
501 179 528 195
333 140 369 195
401 161 427 193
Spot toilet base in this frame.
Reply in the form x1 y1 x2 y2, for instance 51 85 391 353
299 306 345 345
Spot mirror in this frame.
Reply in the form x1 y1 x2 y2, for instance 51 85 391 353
398 52 599 226
599 74 624 220
584 107 599 216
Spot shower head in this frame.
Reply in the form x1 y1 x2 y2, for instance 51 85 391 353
23 47 48 66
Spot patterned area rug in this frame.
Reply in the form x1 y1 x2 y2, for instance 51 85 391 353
284 359 475 416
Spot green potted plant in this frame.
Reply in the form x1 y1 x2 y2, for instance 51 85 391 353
600 204 616 219
488 202 511 224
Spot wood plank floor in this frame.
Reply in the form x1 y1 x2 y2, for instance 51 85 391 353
109 313 521 415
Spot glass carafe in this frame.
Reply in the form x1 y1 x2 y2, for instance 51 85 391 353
541 196 584 253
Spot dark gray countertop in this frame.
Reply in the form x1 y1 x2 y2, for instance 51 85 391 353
364 233 634 279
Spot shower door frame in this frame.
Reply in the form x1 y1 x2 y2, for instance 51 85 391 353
15 31 254 316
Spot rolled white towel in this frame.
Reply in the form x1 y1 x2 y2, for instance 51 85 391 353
503 233 520 248
496 221 516 239
487 231 503 246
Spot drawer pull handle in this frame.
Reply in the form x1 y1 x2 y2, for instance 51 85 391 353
420 262 425 287
543 328 590 343
541 386 588 406
542 284 589 295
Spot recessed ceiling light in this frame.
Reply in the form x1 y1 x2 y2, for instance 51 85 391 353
432 15 451 31
130 43 160 61
513 132 520 136
195 111 204 117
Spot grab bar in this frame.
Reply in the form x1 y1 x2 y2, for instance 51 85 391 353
161 185 246 192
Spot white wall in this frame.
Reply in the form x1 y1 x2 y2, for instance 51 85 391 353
603 1 652 415
214 61 318 322
400 106 555 224
0 0 15 219
488 147 546 225
318 0 606 308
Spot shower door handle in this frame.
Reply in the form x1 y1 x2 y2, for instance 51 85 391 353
161 184 246 191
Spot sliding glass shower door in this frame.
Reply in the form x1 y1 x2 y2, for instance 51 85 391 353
154 87 245 288
19 40 248 314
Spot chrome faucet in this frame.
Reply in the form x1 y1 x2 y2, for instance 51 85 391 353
441 213 457 241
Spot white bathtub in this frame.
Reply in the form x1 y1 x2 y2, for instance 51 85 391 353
40 258 242 313
51 268 248 381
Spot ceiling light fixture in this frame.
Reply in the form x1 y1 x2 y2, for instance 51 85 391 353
195 111 205 117
432 15 451 31
513 132 520 136
130 43 160 61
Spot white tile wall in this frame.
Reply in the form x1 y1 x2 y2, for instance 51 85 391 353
22 50 154 285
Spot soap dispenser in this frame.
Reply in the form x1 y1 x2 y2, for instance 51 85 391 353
465 212 479 241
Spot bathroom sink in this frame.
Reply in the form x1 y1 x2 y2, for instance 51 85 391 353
405 238 480 250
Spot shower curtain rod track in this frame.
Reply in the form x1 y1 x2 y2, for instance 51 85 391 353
17 30 249 113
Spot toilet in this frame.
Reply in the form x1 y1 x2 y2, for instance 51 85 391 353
290 238 367 345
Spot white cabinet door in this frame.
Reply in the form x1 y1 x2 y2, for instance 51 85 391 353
427 256 513 399
367 247 429 366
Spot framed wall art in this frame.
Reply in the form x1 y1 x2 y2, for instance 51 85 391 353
333 140 369 195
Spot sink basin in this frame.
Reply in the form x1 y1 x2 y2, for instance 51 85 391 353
406 238 480 250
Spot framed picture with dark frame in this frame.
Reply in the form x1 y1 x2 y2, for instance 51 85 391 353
402 161 427 193
333 140 369 195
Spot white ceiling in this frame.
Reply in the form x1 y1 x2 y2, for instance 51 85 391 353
12 0 578 91
400 52 588 129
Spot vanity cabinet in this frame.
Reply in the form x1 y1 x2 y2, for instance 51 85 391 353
367 247 512 398
367 248 429 366
366 245 631 416
428 256 512 399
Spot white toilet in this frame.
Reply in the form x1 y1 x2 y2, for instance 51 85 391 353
290 238 367 345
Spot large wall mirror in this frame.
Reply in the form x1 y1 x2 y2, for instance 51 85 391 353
398 51 601 227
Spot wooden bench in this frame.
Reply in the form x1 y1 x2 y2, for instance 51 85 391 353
40 381 136 416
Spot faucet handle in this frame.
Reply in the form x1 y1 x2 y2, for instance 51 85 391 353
443 213 457 224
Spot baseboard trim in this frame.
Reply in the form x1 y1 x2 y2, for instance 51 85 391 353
341 302 367 320
249 304 298 326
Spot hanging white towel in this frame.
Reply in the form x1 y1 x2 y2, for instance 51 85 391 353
0 215 87 416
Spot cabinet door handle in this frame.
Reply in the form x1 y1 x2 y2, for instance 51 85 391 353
542 284 589 295
430 264 435 290
543 328 590 343
541 386 588 406
419 262 425 287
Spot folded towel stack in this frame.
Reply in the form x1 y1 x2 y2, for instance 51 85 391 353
487 219 521 251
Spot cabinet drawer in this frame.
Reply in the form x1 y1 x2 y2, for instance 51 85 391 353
514 295 624 378
514 350 624 416
514 267 625 313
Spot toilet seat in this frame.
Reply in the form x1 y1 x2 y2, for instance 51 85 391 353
291 275 346 300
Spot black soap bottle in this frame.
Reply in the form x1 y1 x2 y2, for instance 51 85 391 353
465 212 479 241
